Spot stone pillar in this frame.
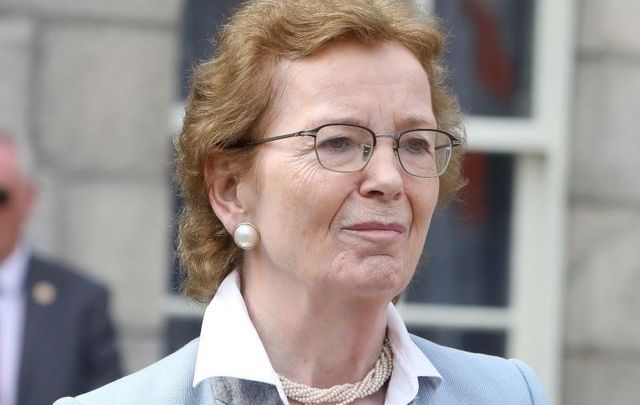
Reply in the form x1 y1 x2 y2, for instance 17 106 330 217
565 0 640 404
0 0 182 372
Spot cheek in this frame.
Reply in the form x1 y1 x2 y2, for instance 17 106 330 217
257 155 346 241
408 180 439 240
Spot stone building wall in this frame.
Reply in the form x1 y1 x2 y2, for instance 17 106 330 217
564 0 640 404
0 0 181 371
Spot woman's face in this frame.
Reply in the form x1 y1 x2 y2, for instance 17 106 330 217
239 40 439 301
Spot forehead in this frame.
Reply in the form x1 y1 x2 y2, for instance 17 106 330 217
268 40 435 131
0 142 21 183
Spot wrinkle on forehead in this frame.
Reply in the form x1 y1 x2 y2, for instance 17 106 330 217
266 40 436 135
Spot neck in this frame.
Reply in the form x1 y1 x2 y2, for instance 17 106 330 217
0 239 20 266
241 260 391 389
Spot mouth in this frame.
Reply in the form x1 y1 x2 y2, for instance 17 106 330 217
345 222 406 232
342 222 406 242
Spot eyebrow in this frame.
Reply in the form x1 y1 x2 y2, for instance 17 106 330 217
398 114 438 130
305 108 365 128
306 112 437 131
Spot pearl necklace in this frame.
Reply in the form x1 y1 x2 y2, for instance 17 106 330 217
277 336 394 405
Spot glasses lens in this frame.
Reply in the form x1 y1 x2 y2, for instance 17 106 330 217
315 125 374 172
0 188 9 206
397 130 452 177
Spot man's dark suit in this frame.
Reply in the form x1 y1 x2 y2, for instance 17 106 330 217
17 255 122 405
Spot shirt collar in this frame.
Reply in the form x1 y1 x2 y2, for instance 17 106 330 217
385 302 443 403
0 243 30 295
192 271 288 402
193 270 443 404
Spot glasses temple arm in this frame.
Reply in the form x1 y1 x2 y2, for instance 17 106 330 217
247 131 313 146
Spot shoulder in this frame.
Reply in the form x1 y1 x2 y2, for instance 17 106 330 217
410 334 549 404
54 339 212 405
29 254 108 299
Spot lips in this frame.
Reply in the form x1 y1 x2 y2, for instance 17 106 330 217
344 222 406 233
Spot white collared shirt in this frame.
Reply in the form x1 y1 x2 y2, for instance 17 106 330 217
193 270 442 404
0 244 29 405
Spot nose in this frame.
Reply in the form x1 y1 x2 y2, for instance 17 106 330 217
358 138 404 201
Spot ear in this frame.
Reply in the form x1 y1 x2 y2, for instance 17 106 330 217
204 151 250 234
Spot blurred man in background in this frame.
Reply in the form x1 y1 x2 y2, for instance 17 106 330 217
0 130 122 405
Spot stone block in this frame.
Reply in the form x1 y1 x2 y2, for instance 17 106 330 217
0 17 33 137
578 0 640 53
61 179 170 330
563 352 640 405
0 0 182 25
570 60 640 203
37 24 177 174
565 203 640 351
26 170 65 256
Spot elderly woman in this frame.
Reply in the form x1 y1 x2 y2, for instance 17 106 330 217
55 0 548 404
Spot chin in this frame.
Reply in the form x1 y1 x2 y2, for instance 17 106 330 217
335 256 412 301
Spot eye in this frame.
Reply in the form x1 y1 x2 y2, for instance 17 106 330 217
403 137 431 154
319 136 355 151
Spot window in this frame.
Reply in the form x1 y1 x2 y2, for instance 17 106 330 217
408 2 574 403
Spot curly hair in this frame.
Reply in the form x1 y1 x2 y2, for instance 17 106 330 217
176 0 466 303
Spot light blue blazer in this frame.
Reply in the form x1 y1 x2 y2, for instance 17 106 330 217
55 335 548 404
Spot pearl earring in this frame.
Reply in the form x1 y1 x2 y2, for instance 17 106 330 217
233 222 260 250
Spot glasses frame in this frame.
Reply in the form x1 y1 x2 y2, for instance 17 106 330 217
244 123 462 178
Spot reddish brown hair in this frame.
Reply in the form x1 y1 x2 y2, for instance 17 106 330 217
176 0 466 302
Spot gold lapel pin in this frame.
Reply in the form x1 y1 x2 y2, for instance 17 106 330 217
32 281 57 306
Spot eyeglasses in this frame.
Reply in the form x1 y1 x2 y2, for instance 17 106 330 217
0 188 9 207
246 123 462 178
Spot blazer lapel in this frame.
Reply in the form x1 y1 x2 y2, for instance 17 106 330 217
17 257 58 405
210 377 284 405
410 375 440 404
